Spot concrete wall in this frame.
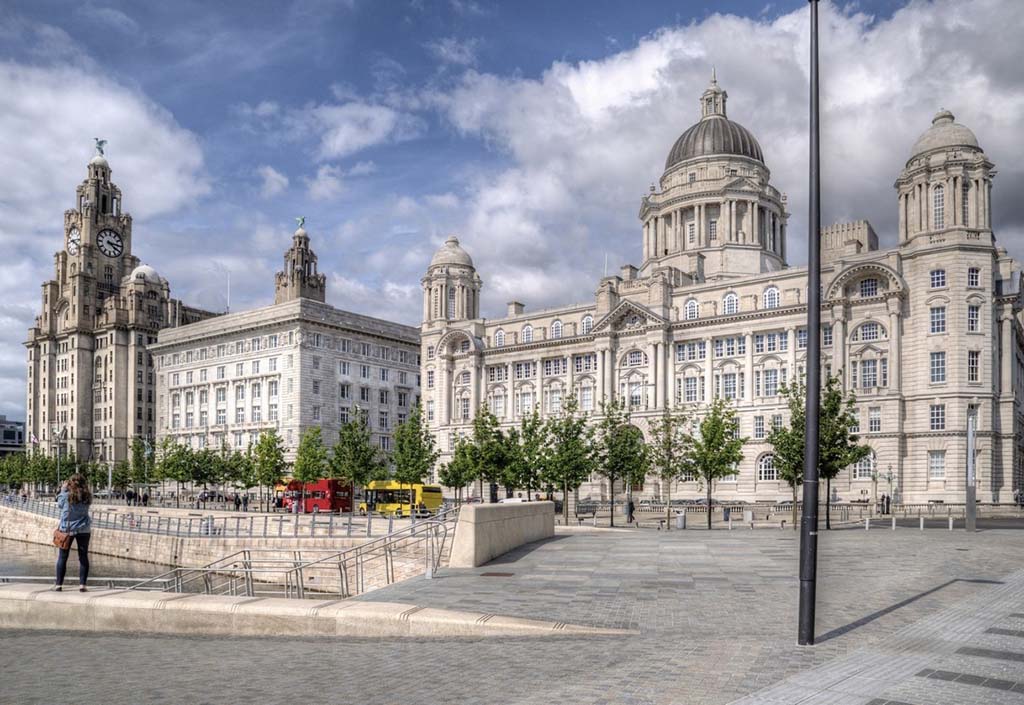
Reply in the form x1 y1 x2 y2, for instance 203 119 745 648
0 504 368 570
449 501 555 568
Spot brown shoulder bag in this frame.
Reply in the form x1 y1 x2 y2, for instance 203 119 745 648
53 527 73 550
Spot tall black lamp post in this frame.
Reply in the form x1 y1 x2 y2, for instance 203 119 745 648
798 0 823 647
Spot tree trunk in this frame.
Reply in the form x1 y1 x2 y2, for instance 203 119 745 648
563 479 569 524
707 480 712 530
792 484 798 530
825 478 832 530
608 476 615 528
666 481 672 531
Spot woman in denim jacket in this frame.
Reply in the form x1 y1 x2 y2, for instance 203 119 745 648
55 473 92 592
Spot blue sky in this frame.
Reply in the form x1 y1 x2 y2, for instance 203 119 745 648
2 0 1022 420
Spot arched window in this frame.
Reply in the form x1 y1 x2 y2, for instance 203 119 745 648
933 184 945 229
459 371 470 385
581 315 593 334
763 287 780 309
522 324 533 343
853 451 875 479
722 293 738 315
685 299 700 320
447 287 456 319
625 350 647 367
494 330 505 347
551 320 563 339
757 454 777 482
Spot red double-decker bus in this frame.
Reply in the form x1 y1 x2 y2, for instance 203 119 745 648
282 479 354 513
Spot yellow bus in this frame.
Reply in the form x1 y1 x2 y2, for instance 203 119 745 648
358 481 443 517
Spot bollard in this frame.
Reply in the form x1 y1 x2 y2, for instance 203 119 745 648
347 512 353 537
919 516 924 531
366 513 372 537
749 521 754 530
388 515 394 534
781 519 786 530
891 515 896 531
328 514 334 537
593 514 597 527
865 517 870 530
728 516 733 530
949 515 954 531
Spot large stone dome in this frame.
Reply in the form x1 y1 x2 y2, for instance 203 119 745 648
909 109 980 161
130 264 162 284
430 236 474 268
665 73 764 171
665 116 764 169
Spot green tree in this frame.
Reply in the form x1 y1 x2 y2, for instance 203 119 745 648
156 437 191 507
647 405 691 529
129 437 154 494
511 407 547 499
768 381 807 530
392 404 439 516
770 374 871 530
470 406 508 503
292 427 329 511
252 429 287 511
595 398 647 527
542 394 596 523
330 407 385 508
111 461 132 492
685 398 747 529
438 437 477 504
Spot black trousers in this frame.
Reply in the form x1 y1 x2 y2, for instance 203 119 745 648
55 532 91 586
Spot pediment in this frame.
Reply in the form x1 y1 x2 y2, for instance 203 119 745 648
593 299 666 333
722 176 762 193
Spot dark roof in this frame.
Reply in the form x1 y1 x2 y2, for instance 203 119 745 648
665 116 764 170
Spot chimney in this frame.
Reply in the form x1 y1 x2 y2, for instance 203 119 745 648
507 301 524 316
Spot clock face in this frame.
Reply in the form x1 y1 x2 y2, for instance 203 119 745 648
67 227 80 255
97 229 124 258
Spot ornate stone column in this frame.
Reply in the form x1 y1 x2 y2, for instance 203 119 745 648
704 338 714 402
743 332 754 400
469 353 480 416
887 297 902 394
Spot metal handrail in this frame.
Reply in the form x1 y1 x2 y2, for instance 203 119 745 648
1 493 451 540
126 505 460 599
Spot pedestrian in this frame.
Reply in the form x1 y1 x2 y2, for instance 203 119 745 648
626 497 635 524
234 493 241 511
125 489 133 506
54 473 92 592
242 494 249 512
142 491 149 507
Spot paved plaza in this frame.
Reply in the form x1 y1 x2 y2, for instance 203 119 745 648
2 526 1024 704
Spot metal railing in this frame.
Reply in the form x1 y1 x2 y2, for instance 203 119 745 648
126 506 460 599
1 494 446 540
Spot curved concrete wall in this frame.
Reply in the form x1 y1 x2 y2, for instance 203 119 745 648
449 502 555 568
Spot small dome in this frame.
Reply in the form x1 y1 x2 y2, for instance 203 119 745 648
666 117 763 169
909 109 980 160
131 264 161 283
89 154 109 168
294 226 308 238
430 236 474 268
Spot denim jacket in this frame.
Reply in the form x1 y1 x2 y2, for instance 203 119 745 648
57 491 92 535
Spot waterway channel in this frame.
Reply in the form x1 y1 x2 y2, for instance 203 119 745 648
0 537 170 583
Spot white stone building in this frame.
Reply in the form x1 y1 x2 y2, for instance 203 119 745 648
152 226 420 460
24 147 218 467
421 77 1024 504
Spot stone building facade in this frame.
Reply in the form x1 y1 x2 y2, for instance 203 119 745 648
24 148 218 467
152 226 421 460
422 77 1024 504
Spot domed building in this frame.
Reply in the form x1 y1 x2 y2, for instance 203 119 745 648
25 145 220 466
422 77 1024 505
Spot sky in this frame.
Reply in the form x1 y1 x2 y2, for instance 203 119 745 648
2 0 1023 420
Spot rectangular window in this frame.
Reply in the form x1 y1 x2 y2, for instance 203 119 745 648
968 267 980 288
723 373 737 400
930 352 946 383
426 370 434 388
822 325 833 347
967 305 980 333
235 363 244 376
490 394 505 418
379 390 389 405
268 380 278 397
868 407 881 433
687 222 695 244
930 404 945 431
217 366 225 380
235 385 245 401
216 409 226 425
708 220 717 241
360 387 370 403
850 409 859 434
426 401 434 422
968 350 980 382
312 380 320 395
684 377 698 403
928 450 946 479
514 362 536 379
861 359 878 388
797 329 808 350
360 365 370 379
770 414 783 431
268 404 278 422
930 306 946 334
252 406 262 422
753 416 765 439
930 269 946 288
380 368 389 381
312 405 321 421
580 386 594 412
488 365 508 382
763 369 779 397
380 410 391 428
235 407 245 423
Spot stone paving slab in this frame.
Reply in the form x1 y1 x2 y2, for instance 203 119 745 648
2 527 1024 704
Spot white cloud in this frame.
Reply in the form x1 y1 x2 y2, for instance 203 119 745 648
286 101 425 160
257 164 289 197
305 164 345 201
0 46 208 418
348 160 377 176
430 0 1024 319
426 37 481 66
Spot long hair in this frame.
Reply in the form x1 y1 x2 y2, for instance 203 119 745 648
67 473 92 506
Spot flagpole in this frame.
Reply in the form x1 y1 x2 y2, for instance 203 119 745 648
798 0 822 646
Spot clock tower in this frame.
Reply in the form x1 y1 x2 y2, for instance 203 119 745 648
25 142 219 468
